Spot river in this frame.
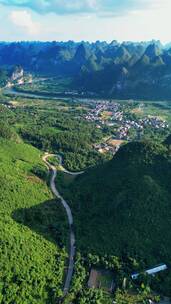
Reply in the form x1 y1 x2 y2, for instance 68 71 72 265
3 87 71 101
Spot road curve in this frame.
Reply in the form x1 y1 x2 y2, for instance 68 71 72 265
56 154 84 176
42 153 83 297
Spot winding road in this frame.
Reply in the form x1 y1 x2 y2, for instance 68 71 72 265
42 153 83 296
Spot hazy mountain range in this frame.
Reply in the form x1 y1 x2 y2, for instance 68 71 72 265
1 40 171 99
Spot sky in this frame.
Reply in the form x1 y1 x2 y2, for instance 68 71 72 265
0 0 171 43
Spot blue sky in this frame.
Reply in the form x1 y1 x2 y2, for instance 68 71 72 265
0 0 170 42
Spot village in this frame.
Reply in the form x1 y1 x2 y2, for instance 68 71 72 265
85 100 169 155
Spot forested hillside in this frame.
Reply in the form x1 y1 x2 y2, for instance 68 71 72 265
67 140 171 265
2 41 171 99
0 136 68 303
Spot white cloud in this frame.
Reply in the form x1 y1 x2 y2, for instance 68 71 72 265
10 10 41 35
0 0 171 43
0 0 164 15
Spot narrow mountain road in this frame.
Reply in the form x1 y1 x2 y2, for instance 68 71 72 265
42 153 83 296
56 155 84 176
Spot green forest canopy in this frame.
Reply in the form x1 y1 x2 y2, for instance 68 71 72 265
67 140 171 266
0 138 68 303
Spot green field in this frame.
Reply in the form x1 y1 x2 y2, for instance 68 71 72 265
14 77 73 95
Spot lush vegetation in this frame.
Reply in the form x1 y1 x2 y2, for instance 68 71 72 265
61 251 160 303
67 140 171 261
18 112 109 171
0 69 8 87
0 136 68 303
14 77 73 96
59 139 171 298
0 99 110 171
1 91 171 302
2 41 171 99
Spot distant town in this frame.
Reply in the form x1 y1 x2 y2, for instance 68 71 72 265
84 100 169 155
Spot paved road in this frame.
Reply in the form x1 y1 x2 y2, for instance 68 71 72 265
43 154 83 296
56 154 84 176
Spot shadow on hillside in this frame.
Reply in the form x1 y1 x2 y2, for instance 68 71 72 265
12 199 68 248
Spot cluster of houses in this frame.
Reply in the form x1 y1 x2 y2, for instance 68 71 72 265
85 100 169 141
117 116 169 140
140 116 169 129
94 142 118 155
94 138 124 155
85 101 120 122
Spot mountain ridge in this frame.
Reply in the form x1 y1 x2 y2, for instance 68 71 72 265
66 140 171 266
1 40 171 99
